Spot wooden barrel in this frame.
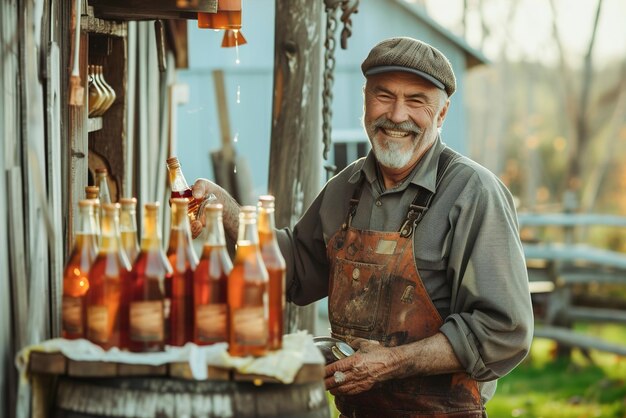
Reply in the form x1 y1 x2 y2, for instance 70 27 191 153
54 376 330 418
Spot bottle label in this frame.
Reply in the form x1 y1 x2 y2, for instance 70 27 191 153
233 307 268 346
62 296 83 334
130 300 164 342
87 305 109 343
196 304 227 343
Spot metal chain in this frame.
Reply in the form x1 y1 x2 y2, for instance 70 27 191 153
340 0 359 49
322 0 340 160
322 0 360 160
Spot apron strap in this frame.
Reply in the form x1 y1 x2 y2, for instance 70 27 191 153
342 180 364 231
399 147 459 238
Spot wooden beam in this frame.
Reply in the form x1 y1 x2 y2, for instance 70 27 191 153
534 326 626 356
269 0 323 334
165 20 189 69
46 42 64 338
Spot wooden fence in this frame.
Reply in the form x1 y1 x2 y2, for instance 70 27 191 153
519 213 626 356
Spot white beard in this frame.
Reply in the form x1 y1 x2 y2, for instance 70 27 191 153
371 137 417 169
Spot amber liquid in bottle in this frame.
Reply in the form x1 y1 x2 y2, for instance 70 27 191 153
166 199 199 346
62 200 98 339
166 157 206 222
258 196 286 351
85 203 131 349
119 197 140 264
228 206 269 357
125 202 172 352
194 203 232 345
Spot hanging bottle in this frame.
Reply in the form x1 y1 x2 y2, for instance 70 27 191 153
166 156 207 222
119 197 140 264
85 185 101 238
193 203 232 345
62 200 99 339
228 206 269 357
125 202 172 352
198 0 242 29
257 195 286 350
95 167 112 204
166 198 199 346
85 203 131 349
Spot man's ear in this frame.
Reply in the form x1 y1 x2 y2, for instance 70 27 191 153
437 98 450 128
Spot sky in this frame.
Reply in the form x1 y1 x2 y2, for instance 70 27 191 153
420 0 626 67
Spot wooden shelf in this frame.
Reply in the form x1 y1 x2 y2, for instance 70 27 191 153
81 11 127 37
87 116 103 133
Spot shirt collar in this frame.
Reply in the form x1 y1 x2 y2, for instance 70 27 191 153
348 137 446 194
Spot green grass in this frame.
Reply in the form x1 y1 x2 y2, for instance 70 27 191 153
326 327 626 418
487 337 626 418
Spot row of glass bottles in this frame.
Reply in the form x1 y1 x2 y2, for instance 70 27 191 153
62 168 285 355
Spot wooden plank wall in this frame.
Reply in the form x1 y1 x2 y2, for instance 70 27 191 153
1 0 67 416
1 0 20 414
134 21 172 232
269 0 323 334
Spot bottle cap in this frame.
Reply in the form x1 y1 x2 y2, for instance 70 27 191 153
144 202 160 211
102 203 120 213
78 199 96 208
119 197 137 207
85 186 100 199
171 198 190 206
166 156 180 168
258 195 275 208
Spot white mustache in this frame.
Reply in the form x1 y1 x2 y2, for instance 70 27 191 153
372 117 422 136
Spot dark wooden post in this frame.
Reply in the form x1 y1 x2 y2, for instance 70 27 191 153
269 0 323 334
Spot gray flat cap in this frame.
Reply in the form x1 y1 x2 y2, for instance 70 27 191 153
361 37 456 97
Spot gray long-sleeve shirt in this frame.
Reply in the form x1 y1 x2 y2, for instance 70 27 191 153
276 138 533 400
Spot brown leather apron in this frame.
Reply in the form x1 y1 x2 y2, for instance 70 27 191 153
326 149 483 418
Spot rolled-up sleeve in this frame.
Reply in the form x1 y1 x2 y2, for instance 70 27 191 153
439 171 533 381
276 187 333 306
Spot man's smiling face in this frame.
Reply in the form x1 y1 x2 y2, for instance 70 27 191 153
363 71 449 170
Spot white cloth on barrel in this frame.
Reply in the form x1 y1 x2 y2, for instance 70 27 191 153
16 331 324 383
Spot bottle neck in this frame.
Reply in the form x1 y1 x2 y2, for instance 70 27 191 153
169 203 193 245
168 166 190 192
77 206 97 235
96 175 112 204
141 210 162 251
257 207 276 236
119 206 138 233
237 216 259 245
100 211 121 252
205 211 227 246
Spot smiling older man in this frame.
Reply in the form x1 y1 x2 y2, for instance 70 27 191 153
192 37 533 418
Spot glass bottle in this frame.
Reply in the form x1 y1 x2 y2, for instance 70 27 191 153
228 206 269 357
119 197 140 264
257 195 286 350
62 200 99 339
165 198 199 346
193 203 232 345
95 168 112 204
125 202 172 352
166 156 205 222
85 185 101 238
85 203 131 349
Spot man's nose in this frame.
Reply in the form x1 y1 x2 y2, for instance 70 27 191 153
387 101 409 124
